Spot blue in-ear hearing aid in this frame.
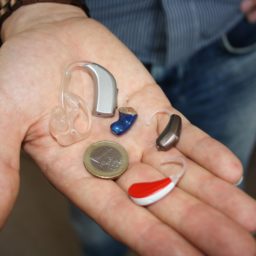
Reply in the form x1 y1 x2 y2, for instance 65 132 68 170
110 107 137 135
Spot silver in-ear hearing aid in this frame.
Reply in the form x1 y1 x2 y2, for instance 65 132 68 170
49 61 118 146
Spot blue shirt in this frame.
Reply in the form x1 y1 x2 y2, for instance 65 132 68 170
86 0 243 68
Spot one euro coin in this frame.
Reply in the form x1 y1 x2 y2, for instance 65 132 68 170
83 140 129 179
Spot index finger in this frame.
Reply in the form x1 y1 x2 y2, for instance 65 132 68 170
157 109 243 184
127 86 243 184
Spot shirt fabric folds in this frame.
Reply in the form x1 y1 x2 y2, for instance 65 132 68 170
85 0 243 68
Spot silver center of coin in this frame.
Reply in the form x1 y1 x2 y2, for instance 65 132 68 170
90 145 122 172
84 140 129 179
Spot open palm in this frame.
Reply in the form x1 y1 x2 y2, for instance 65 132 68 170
0 9 256 255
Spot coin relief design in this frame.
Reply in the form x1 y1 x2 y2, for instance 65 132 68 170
83 141 129 179
90 145 122 172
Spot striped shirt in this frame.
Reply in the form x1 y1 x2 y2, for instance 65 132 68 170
86 0 243 68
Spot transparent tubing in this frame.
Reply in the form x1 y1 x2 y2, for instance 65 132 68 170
146 109 173 126
159 156 187 185
49 62 92 146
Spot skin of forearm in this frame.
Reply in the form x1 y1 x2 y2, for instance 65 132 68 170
1 3 87 42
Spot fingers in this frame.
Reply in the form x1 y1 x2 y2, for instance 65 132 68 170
48 167 202 255
148 188 256 256
26 123 254 256
241 0 256 22
122 83 242 183
156 110 243 183
0 106 22 227
143 148 256 232
180 122 242 183
118 163 256 256
27 135 201 255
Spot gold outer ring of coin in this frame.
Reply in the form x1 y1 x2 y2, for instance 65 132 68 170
83 140 129 179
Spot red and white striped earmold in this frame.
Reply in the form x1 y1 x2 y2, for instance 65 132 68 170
128 157 186 206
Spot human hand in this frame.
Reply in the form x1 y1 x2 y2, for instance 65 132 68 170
0 4 256 255
241 0 256 22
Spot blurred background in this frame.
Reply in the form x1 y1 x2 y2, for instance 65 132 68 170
0 150 255 256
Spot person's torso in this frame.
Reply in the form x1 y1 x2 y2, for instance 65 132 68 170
86 0 243 67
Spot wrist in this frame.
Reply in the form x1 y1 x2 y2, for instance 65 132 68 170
1 3 87 41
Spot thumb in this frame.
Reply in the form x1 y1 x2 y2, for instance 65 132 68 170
0 103 23 228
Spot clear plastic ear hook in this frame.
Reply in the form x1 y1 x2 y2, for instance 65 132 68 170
49 61 118 146
49 63 92 146
128 156 187 206
159 156 186 184
146 109 173 126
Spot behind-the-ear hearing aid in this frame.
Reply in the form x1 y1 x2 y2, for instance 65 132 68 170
128 157 186 206
146 110 182 151
49 61 118 146
82 62 118 117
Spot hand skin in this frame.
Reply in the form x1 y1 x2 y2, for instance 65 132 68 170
0 4 256 256
241 0 256 23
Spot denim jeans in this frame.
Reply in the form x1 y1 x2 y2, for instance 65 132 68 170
71 20 256 256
